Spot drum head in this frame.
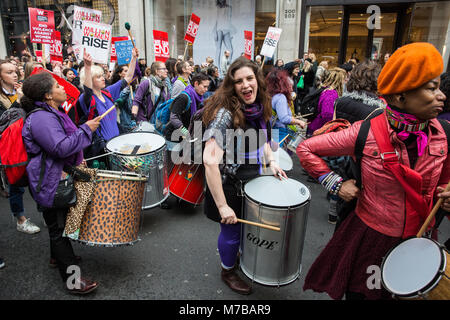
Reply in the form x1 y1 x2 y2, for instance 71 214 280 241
244 176 310 208
382 238 443 296
273 148 293 171
106 132 166 156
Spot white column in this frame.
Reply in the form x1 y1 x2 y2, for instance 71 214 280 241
0 13 8 58
277 0 303 62
118 0 146 60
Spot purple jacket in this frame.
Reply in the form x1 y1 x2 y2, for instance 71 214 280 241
307 89 338 135
22 104 92 208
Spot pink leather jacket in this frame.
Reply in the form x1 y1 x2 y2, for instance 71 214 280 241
297 116 449 237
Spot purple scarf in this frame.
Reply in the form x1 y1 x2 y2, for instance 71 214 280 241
35 101 84 166
184 85 204 117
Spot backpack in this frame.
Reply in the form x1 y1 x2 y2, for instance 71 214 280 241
299 87 325 120
151 92 191 135
0 108 45 187
73 89 114 125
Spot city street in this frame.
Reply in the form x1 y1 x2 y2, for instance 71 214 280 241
1 154 449 302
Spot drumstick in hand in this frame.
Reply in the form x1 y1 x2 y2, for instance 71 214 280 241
417 181 450 238
237 219 280 232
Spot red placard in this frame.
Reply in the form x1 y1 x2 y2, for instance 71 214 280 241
30 68 80 115
35 50 43 63
111 36 129 62
28 8 55 44
184 13 201 44
244 31 253 60
50 31 63 63
153 30 170 62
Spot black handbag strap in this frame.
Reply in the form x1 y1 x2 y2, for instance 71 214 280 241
354 119 371 188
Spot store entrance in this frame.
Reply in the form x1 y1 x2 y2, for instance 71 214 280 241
338 3 411 65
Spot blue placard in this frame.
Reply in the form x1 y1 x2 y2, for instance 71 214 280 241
115 40 133 65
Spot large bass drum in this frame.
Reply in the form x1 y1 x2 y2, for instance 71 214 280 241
240 176 311 286
106 132 169 210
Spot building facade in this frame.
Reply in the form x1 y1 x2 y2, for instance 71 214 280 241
1 0 449 71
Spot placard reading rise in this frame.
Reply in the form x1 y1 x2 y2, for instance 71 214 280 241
81 21 112 64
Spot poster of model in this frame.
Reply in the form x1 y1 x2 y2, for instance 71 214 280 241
192 0 255 76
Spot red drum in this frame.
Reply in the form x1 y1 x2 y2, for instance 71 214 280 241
168 164 205 205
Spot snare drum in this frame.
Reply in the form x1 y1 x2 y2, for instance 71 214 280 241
168 163 205 205
381 237 450 300
77 171 147 247
240 176 311 286
106 132 169 209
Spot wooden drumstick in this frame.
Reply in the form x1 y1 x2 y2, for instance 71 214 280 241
278 135 289 146
237 219 280 232
124 23 136 49
417 181 450 238
99 105 116 121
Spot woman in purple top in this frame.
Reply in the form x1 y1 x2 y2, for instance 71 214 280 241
77 48 139 142
306 68 347 136
21 72 101 294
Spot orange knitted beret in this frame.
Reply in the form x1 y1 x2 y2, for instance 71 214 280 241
378 42 443 95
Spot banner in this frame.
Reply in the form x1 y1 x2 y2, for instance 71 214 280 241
260 27 282 58
184 13 201 44
28 8 55 44
153 30 170 62
50 31 63 63
80 21 112 64
111 36 129 63
244 31 253 60
115 40 134 66
72 5 102 45
30 68 80 114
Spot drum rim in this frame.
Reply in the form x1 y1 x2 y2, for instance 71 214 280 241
106 131 167 156
380 237 446 298
243 177 311 209
244 191 310 210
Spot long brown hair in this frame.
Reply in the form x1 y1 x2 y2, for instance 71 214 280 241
202 57 272 129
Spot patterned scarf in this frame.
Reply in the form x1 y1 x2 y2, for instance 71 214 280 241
386 105 429 156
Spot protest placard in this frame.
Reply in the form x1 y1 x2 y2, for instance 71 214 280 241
153 30 170 62
72 5 102 45
244 31 253 60
111 36 129 63
184 13 201 44
115 40 134 66
80 21 112 64
260 27 282 58
30 68 80 114
50 31 63 63
28 8 55 44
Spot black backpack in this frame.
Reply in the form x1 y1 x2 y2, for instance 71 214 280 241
299 87 325 120
335 118 450 231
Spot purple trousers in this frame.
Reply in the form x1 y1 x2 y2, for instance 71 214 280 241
218 223 241 269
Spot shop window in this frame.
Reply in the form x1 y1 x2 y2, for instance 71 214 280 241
308 6 343 67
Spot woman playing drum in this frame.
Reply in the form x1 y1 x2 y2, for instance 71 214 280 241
21 72 101 294
297 42 450 300
202 57 287 295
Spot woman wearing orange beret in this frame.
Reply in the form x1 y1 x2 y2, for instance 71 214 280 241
297 42 449 300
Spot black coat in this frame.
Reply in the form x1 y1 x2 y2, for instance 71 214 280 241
335 91 386 124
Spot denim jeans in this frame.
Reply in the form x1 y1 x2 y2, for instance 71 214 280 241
9 185 24 219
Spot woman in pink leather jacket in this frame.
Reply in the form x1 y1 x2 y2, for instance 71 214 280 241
297 42 449 300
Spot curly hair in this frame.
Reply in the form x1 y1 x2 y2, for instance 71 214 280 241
266 68 293 103
321 67 347 97
440 72 450 113
346 60 381 94
202 57 272 129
